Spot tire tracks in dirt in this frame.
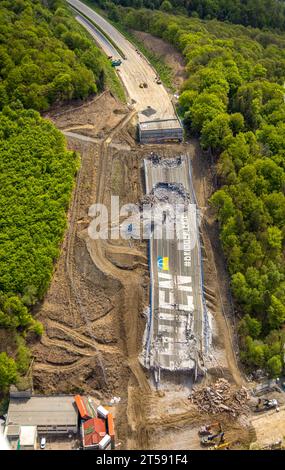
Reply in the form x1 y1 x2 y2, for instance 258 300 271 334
33 357 91 373
47 319 121 353
85 109 152 448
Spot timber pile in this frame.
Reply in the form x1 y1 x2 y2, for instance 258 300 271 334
189 379 250 416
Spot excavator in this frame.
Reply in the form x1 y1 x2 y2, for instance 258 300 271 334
209 440 232 451
254 398 278 412
200 423 225 447
199 422 221 436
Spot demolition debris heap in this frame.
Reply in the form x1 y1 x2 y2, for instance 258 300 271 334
189 379 250 416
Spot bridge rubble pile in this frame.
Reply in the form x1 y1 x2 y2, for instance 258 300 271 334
189 379 250 416
139 183 190 208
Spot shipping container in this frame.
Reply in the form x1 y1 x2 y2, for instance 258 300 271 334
74 395 92 420
97 405 109 419
98 434 111 450
107 413 115 438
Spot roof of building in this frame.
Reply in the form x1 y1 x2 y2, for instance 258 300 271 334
5 424 20 437
6 396 78 429
19 426 37 446
82 417 106 447
138 118 183 132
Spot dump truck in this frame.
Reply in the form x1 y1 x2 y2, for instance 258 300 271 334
209 440 232 451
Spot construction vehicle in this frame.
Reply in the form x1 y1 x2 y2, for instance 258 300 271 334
209 440 232 450
200 423 225 447
199 422 221 436
111 59 122 67
201 431 225 447
254 398 278 412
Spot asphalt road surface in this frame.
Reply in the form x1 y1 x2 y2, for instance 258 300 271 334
67 0 177 123
143 156 207 380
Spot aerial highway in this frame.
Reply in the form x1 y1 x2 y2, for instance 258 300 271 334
142 156 209 382
67 0 179 126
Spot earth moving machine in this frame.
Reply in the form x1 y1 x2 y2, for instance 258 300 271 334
209 441 232 451
255 398 278 412
201 431 225 447
199 422 221 436
200 424 225 447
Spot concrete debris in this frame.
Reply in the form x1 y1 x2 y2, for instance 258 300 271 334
149 154 182 167
140 182 190 208
189 379 250 417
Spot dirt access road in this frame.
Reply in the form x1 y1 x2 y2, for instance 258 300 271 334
67 0 176 124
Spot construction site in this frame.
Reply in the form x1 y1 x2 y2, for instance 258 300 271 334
26 0 285 451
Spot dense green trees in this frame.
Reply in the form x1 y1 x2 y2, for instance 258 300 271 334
111 6 285 376
0 353 18 391
95 0 285 31
0 0 109 112
0 107 79 300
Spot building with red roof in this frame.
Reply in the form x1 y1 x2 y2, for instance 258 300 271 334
82 417 107 449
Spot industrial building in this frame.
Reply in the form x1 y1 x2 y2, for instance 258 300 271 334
3 389 116 450
4 394 78 448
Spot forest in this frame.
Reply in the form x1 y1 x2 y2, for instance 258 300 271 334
0 0 122 112
95 0 285 31
104 5 285 376
0 0 111 394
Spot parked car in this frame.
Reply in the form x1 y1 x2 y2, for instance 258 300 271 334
40 437 46 449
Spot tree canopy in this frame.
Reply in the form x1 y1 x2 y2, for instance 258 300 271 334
95 0 285 31
0 0 110 111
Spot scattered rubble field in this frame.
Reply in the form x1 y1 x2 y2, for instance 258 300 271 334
190 379 250 417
